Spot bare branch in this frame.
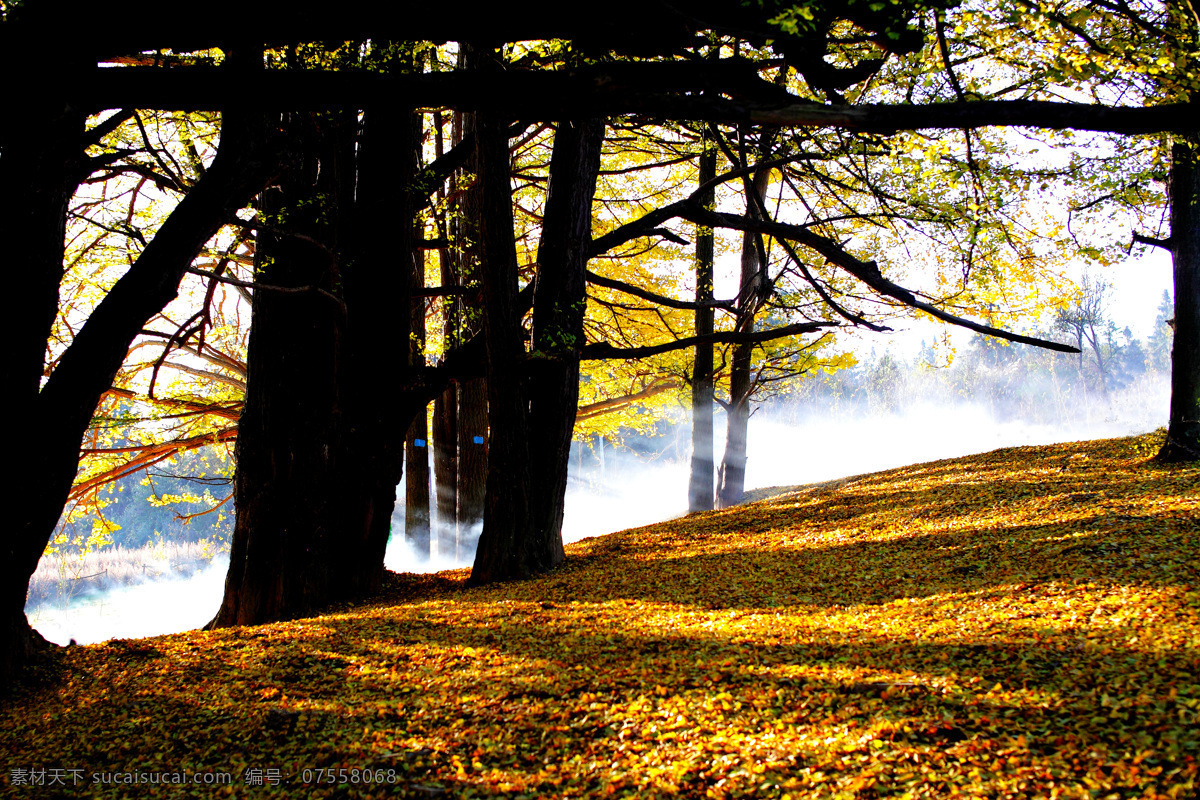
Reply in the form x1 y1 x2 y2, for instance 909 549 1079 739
586 270 735 312
582 321 836 360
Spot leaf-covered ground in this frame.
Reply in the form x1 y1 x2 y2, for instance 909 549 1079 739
4 432 1198 799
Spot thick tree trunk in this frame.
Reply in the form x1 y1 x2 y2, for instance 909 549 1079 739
214 111 356 625
526 118 605 557
3 78 276 684
688 140 717 512
1159 136 1200 462
469 110 536 583
470 115 604 583
2 85 83 686
342 103 423 588
213 103 417 626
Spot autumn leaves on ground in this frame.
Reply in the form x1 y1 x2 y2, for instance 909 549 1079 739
4 432 1198 799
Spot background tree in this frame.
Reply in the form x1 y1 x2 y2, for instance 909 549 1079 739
690 134 719 512
1148 288 1176 371
1055 274 1115 398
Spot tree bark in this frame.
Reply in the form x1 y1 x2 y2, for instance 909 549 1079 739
449 68 490 532
212 102 418 626
405 230 431 554
431 111 461 556
432 388 458 556
688 138 717 513
526 118 605 559
1159 136 1200 461
213 110 356 626
405 411 432 555
1 66 85 687
468 109 536 583
470 113 604 583
457 377 489 529
716 342 753 509
717 164 771 509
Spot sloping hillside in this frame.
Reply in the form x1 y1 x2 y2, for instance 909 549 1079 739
3 431 1198 798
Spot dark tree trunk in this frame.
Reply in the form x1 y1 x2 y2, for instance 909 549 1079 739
405 232 431 554
526 118 605 556
3 72 277 684
2 83 84 687
342 103 424 588
470 114 604 583
431 111 461 554
1159 136 1200 462
717 343 753 509
448 73 490 531
432 388 458 555
213 102 418 626
469 109 536 583
688 139 717 513
214 110 356 626
457 377 489 529
716 166 771 509
405 411 432 555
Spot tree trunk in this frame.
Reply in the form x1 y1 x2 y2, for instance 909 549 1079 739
405 233 431 554
214 110 356 625
431 110 462 555
449 69 490 532
469 109 536 583
526 118 605 557
1159 136 1200 461
717 344 753 509
470 114 604 583
716 165 771 508
212 103 418 626
457 377 489 530
432 388 459 557
688 138 717 513
405 410 432 555
2 79 84 686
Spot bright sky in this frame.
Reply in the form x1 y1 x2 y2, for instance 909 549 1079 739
711 226 1174 363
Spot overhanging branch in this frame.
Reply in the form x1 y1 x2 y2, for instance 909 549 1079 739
63 65 1192 135
680 206 1081 353
582 321 836 360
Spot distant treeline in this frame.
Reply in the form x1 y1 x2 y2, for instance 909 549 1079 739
794 290 1174 424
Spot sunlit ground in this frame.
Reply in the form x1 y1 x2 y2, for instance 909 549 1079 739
5 430 1197 798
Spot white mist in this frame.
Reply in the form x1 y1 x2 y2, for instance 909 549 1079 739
28 373 1168 644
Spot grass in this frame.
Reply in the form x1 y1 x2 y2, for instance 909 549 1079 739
2 430 1198 798
25 539 223 610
